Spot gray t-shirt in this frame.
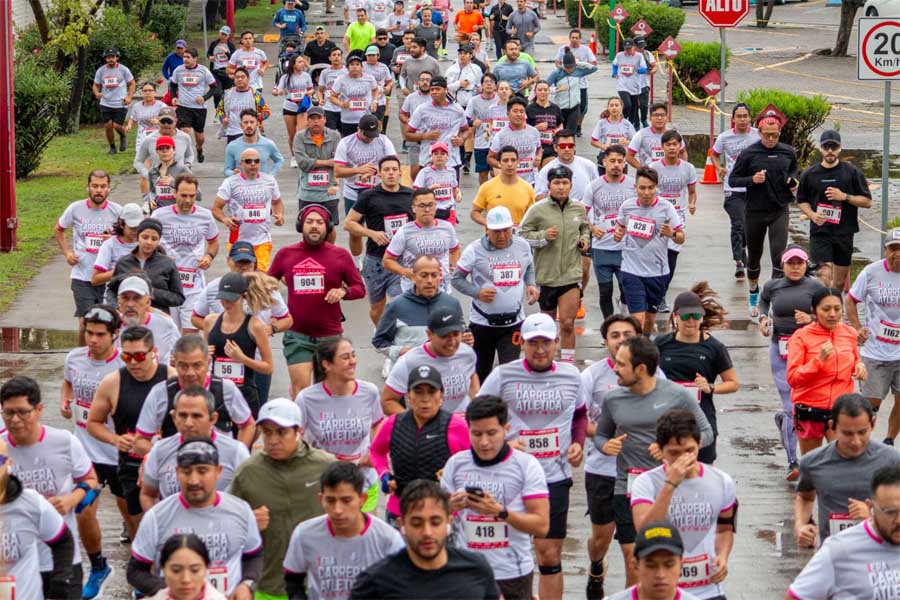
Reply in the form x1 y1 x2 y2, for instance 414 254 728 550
399 56 443 93
492 59 536 94
332 73 378 125
385 343 477 414
171 64 216 108
93 64 134 108
605 586 701 600
612 51 646 96
465 94 501 150
592 378 714 495
797 440 900 541
455 235 534 327
414 24 442 58
57 199 123 282
759 276 824 340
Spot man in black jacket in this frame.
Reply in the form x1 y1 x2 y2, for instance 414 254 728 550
728 115 798 319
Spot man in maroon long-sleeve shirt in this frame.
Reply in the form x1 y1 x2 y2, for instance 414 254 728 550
269 204 366 394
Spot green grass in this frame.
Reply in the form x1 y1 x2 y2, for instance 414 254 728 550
1 126 135 315
235 2 280 35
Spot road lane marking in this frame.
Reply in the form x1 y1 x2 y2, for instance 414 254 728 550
752 52 814 70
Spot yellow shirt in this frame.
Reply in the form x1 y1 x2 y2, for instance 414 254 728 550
472 177 536 225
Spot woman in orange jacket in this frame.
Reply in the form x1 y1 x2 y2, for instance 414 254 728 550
787 287 867 454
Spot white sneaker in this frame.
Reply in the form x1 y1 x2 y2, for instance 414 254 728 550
290 157 298 168
382 358 392 379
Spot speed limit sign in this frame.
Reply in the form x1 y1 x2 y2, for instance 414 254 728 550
859 18 900 79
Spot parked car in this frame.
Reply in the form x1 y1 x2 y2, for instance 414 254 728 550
864 0 900 16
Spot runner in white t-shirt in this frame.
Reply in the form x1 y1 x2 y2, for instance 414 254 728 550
284 462 405 600
407 76 470 169
630 410 736 600
626 103 683 169
441 396 550 599
848 229 900 445
227 32 269 90
413 142 462 223
487 96 541 184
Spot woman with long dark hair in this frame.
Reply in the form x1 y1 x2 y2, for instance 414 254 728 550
148 534 227 600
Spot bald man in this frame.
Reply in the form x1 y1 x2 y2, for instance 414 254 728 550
213 147 285 270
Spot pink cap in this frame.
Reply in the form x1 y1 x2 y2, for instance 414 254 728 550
431 142 449 153
781 247 808 264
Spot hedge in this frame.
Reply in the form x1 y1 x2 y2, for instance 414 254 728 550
14 55 71 178
146 3 190 48
736 89 831 167
672 41 729 104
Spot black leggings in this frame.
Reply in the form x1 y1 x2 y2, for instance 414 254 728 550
745 207 789 282
618 91 641 130
638 86 650 128
666 248 679 292
470 322 521 383
561 106 581 132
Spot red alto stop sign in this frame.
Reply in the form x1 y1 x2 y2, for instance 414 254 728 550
699 0 749 28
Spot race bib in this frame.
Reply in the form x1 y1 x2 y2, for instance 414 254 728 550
607 134 626 145
308 170 330 187
877 320 900 345
602 214 619 233
619 64 635 76
75 400 91 429
828 513 861 536
356 174 374 189
213 358 245 384
242 58 258 70
539 130 554 144
396 53 409 65
520 427 560 458
242 204 266 223
816 203 842 224
491 263 521 287
490 118 507 133
335 451 363 462
178 267 197 290
0 576 14 600
674 381 702 402
626 468 647 497
103 76 119 88
516 159 534 175
650 146 665 161
293 273 325 294
182 74 200 86
384 213 408 237
778 336 790 359
215 51 229 62
680 554 711 588
156 184 174 199
433 185 454 201
85 234 105 253
626 216 655 239
464 514 510 549
349 98 366 111
207 566 228 593
289 90 307 102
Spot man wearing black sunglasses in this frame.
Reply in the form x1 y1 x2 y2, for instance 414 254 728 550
133 106 196 182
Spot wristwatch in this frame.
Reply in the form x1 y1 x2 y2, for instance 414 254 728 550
498 507 509 521
239 579 257 593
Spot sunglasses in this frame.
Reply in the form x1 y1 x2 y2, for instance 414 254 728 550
243 158 261 164
159 118 175 124
678 313 703 321
122 350 152 363
85 306 117 324
557 143 575 149
822 143 840 151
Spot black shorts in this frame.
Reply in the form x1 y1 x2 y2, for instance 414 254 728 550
546 478 573 539
612 493 636 544
71 279 105 317
538 282 580 312
93 463 124 498
176 106 208 133
117 463 143 516
584 473 615 525
374 105 386 122
100 106 127 125
809 231 854 267
325 109 342 131
497 572 534 600
43 562 82 599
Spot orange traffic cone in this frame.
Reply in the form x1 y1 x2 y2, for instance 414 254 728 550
700 149 720 185
589 33 598 55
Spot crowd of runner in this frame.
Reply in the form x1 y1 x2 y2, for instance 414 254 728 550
3 1 900 599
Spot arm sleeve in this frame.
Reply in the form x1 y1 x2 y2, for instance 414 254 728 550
341 252 367 300
384 357 409 396
758 281 773 317
571 405 588 446
447 415 472 454
369 415 395 477
127 557 165 596
241 552 264 584
371 304 399 352
727 150 754 189
592 398 616 453
224 381 254 427
45 526 76 598
285 572 309 600
269 140 286 177
224 144 237 177
451 265 480 299
629 471 657 507
787 334 826 388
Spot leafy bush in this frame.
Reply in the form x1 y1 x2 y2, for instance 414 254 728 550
672 41 729 104
14 55 71 178
146 3 189 48
79 7 166 125
604 1 685 50
737 89 832 167
566 0 601 29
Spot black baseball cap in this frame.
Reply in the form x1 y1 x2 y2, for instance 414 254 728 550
634 520 684 558
229 241 257 263
104 47 120 57
430 76 448 88
427 306 465 336
359 114 379 139
548 165 573 182
672 291 703 316
217 272 249 302
820 130 841 146
407 363 444 390
176 438 220 467
622 38 634 48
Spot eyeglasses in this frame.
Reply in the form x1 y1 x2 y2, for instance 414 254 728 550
377 36 388 40
651 112 667 118
1 407 36 420
557 143 575 150
414 203 436 210
122 350 152 363
873 503 900 521
85 306 117 324
678 313 703 321
242 158 261 164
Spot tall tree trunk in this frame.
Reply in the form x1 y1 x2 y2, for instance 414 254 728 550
833 0 862 56
60 45 88 133
140 0 155 27
26 0 51 43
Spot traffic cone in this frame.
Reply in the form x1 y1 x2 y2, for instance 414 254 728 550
589 33 598 55
700 149 720 185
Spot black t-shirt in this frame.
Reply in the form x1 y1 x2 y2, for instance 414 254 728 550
796 160 870 236
378 42 397 67
352 184 414 258
350 547 501 600
304 39 339 66
490 3 514 32
526 102 564 149
655 332 733 429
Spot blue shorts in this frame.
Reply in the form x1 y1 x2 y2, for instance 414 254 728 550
362 254 402 303
474 148 490 173
591 249 622 284
620 272 668 314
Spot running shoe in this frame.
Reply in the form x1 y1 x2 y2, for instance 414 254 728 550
658 299 671 313
786 462 800 482
885 437 895 446
83 564 113 599
119 523 131 544
107 146 117 155
576 302 586 319
585 559 607 600
748 290 760 319
118 133 127 152
197 150 205 163
290 156 298 169
734 261 745 279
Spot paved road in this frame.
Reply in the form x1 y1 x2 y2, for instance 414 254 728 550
3 3 895 598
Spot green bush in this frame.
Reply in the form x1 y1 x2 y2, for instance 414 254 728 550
671 41 729 104
736 89 831 167
146 3 189 48
14 55 71 178
566 0 601 29
79 7 166 125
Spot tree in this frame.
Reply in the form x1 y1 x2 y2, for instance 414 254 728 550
832 0 863 56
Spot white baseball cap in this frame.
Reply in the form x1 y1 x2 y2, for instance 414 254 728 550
120 203 144 228
886 228 900 247
257 397 302 428
119 275 150 297
521 313 558 341
486 206 514 230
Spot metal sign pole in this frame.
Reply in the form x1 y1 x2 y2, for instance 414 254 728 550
719 28 726 135
203 0 209 55
883 80 891 246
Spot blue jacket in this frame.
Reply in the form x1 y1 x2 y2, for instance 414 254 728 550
372 291 462 359
162 52 184 81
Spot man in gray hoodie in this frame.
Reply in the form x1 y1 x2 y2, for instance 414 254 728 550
506 0 540 53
